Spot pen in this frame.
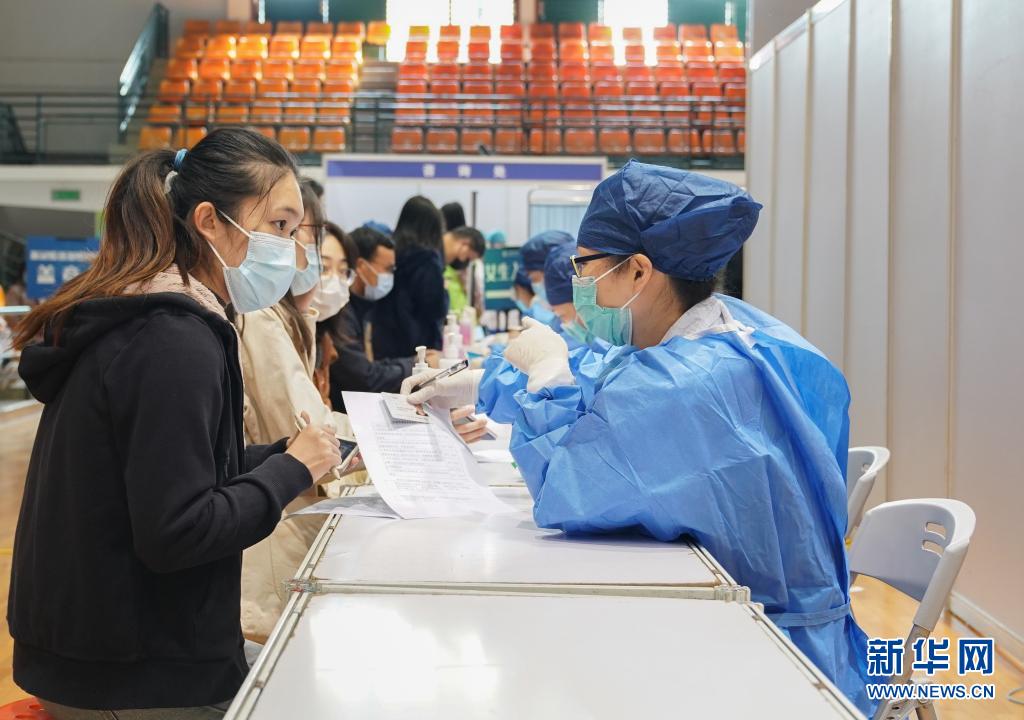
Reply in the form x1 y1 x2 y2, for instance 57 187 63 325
294 413 343 482
411 358 469 394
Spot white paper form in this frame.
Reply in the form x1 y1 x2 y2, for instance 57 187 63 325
342 392 514 518
422 403 516 465
288 494 401 520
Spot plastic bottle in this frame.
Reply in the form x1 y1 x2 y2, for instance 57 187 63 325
441 313 458 356
438 327 463 369
459 306 475 347
412 345 428 375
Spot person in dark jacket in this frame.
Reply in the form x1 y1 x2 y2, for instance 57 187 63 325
370 196 448 359
8 128 341 719
326 226 434 411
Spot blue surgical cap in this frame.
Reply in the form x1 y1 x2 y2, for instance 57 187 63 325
519 230 575 272
577 161 762 281
543 242 576 306
362 220 392 236
514 268 532 291
486 229 507 247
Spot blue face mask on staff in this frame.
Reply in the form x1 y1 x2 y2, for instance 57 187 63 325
355 261 394 301
571 257 642 346
212 210 297 313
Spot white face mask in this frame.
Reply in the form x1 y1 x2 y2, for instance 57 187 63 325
311 273 350 319
213 210 296 313
290 240 321 296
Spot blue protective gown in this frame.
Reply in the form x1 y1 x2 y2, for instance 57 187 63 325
506 295 872 715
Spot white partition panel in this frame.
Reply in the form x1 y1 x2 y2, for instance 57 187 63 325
845 0 892 507
887 0 954 501
951 0 1024 655
746 0 1024 655
804 1 851 366
770 21 811 330
743 49 776 310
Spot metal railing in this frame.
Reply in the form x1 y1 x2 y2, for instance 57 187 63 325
0 102 28 162
0 92 124 163
118 3 169 137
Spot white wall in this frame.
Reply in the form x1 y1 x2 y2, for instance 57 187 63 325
0 0 231 92
746 0 1024 659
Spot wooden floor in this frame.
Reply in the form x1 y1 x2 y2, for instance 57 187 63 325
1 409 1021 716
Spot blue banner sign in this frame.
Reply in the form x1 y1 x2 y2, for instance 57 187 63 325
26 236 100 300
326 158 604 182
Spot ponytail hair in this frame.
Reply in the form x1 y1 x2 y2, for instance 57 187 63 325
15 127 298 348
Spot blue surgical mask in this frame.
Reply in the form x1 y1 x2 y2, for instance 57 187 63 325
290 241 321 295
530 281 548 305
571 257 641 346
356 262 394 301
213 211 296 313
515 299 530 314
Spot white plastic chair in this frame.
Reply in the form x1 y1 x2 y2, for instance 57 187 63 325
849 499 976 720
847 446 891 537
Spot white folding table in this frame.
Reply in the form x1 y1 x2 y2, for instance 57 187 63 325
290 486 747 602
226 588 862 719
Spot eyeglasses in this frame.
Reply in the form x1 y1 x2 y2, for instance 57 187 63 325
323 267 357 285
298 223 325 240
571 251 628 278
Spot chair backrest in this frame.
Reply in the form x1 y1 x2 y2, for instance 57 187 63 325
846 446 890 535
849 498 975 631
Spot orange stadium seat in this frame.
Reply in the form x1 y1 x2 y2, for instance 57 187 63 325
560 41 588 63
279 126 312 152
527 62 557 83
529 128 561 154
686 61 717 81
667 127 691 154
467 41 490 62
624 44 646 65
408 25 430 40
205 35 237 60
594 81 628 121
291 78 321 98
251 126 277 141
166 59 198 82
198 58 231 81
559 22 586 40
326 59 359 82
231 59 263 81
237 35 269 60
215 20 242 35
494 127 525 153
323 78 355 96
428 79 460 125
175 36 205 59
713 128 737 155
599 128 631 154
405 41 428 61
250 100 283 123
679 24 708 41
714 41 745 61
496 62 524 80
526 82 559 124
624 65 654 84
628 81 661 120
224 79 256 101
183 19 211 36
469 25 491 42
622 27 643 43
656 42 682 64
564 128 596 154
737 129 745 153
275 21 304 36
157 79 189 103
633 128 666 154
283 102 317 123
306 21 333 37
257 78 289 97
501 43 524 63
426 128 457 153
331 38 362 60
562 82 593 123
529 40 556 62
711 24 739 42
559 62 590 83
718 63 746 82
243 20 273 35
589 43 614 63
463 63 493 80
190 79 222 101
174 125 208 148
366 21 390 45
139 125 173 150
529 23 554 39
590 63 620 83
269 36 300 59
683 40 714 62
461 128 493 153
294 59 325 80
655 64 685 84
462 80 494 125
431 63 460 80
149 104 182 124
319 99 351 123
262 58 294 80
313 126 346 152
439 24 461 41
398 62 428 80
588 24 612 44
500 24 523 41
300 36 331 59
215 105 249 124
336 21 366 41
391 126 423 152
495 80 525 124
437 41 459 62
653 24 677 43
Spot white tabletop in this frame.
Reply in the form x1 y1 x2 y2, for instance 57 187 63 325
238 592 859 720
312 505 723 590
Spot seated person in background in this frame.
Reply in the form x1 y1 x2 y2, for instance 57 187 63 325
312 221 355 404
371 196 448 359
441 201 466 232
542 242 590 347
237 178 356 642
513 268 534 316
443 225 486 316
517 230 574 326
326 225 437 412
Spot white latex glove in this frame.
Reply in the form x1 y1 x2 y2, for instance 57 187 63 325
503 317 573 393
401 367 484 410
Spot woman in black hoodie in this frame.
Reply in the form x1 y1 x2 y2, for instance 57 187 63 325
369 195 448 359
8 128 341 719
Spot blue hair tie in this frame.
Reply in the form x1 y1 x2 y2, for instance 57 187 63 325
173 148 187 171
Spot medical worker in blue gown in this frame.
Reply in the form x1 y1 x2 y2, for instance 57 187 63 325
404 161 872 714
515 230 574 328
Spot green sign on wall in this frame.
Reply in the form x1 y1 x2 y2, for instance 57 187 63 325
483 247 521 311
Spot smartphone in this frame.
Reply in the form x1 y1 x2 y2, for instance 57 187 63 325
452 414 496 441
337 437 359 467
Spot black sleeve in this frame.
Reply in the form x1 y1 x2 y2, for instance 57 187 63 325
329 306 414 394
105 313 311 574
244 438 290 473
406 262 447 348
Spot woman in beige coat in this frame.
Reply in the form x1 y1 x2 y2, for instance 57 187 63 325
237 179 355 641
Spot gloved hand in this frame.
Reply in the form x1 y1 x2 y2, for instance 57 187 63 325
401 367 484 410
504 317 573 393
